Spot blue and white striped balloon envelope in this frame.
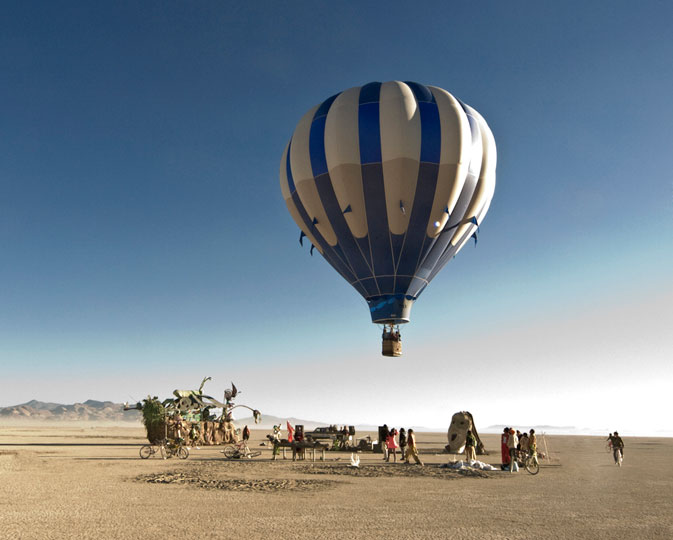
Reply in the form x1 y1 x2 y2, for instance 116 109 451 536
280 81 496 354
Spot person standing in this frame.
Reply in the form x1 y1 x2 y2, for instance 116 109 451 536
271 424 282 460
404 429 424 466
501 427 511 470
399 428 407 460
386 429 399 463
529 429 537 455
242 425 250 442
465 429 477 462
507 428 519 473
381 424 389 461
520 431 530 454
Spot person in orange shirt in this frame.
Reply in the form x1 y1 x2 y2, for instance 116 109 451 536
404 429 424 466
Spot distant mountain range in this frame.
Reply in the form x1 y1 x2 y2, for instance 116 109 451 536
2 401 652 436
0 399 141 422
0 401 434 431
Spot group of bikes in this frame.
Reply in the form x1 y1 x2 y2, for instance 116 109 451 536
139 438 260 460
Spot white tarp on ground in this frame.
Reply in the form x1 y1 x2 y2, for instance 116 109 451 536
442 460 499 471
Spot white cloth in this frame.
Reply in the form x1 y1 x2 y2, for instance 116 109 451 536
443 460 498 471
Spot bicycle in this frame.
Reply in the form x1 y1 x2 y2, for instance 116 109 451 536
518 450 539 475
222 440 261 459
163 439 189 459
139 439 189 460
139 443 162 459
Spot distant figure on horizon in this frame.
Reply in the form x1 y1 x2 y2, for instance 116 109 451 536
404 429 423 466
242 425 250 442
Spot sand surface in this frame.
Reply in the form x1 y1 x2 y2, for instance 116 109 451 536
1 425 671 539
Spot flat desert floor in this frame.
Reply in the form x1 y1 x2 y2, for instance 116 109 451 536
1 425 671 539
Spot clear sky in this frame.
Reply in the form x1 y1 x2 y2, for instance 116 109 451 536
2 1 672 435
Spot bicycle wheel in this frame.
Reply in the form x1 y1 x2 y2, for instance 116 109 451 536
246 450 261 459
525 456 539 475
223 445 238 459
177 446 189 460
139 445 153 459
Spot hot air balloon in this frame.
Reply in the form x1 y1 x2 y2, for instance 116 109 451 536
280 81 496 356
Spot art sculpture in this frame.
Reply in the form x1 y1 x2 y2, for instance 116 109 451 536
125 377 261 445
446 411 487 455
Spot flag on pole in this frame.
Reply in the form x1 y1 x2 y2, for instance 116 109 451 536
286 421 294 442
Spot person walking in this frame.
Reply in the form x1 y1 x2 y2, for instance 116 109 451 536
399 428 407 460
611 431 624 465
386 429 399 463
404 429 424 466
501 427 511 470
465 429 477 462
507 428 519 473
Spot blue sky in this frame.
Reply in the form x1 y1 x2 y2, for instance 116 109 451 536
1 2 672 434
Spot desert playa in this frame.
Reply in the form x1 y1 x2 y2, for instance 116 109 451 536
1 425 671 540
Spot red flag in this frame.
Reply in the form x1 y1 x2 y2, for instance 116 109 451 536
286 421 294 442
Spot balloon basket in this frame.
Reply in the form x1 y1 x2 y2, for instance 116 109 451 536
382 334 402 357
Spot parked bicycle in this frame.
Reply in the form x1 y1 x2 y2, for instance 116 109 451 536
518 450 540 475
139 439 189 460
222 440 261 459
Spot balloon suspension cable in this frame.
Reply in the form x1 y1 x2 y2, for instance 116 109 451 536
381 323 401 338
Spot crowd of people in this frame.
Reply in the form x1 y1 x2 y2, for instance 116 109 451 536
381 425 423 465
500 427 537 472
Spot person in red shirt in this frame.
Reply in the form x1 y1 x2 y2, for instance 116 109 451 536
501 427 510 470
